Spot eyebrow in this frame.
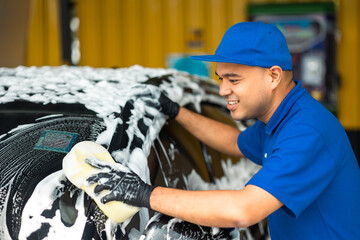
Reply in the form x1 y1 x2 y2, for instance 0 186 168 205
215 71 242 78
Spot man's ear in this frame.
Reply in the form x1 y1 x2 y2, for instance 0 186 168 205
269 66 282 89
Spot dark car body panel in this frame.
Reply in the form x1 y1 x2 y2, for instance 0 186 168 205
0 66 267 239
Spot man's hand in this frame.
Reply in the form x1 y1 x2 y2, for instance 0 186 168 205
85 156 155 208
132 85 180 119
158 92 180 119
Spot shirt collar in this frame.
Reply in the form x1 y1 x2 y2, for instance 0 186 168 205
265 80 306 135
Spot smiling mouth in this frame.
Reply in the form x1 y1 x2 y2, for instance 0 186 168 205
228 100 240 105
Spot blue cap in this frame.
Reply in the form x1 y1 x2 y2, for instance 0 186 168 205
190 21 293 70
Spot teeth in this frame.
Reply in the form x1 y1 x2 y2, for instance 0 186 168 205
228 100 239 105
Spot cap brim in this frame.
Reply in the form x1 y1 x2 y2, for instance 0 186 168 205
190 55 292 70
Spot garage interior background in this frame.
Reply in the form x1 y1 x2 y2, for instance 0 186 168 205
0 0 359 164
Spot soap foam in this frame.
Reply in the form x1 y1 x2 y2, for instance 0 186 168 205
0 65 260 239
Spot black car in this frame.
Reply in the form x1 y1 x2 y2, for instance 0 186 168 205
0 66 266 240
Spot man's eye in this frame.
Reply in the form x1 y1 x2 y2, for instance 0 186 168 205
229 79 239 83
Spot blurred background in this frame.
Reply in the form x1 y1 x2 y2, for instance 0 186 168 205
0 0 359 162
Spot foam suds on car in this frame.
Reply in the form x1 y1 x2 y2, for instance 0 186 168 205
0 66 260 239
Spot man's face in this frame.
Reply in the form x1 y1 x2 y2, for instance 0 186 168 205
216 62 273 121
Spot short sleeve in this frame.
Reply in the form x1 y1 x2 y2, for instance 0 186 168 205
247 124 336 218
237 120 265 165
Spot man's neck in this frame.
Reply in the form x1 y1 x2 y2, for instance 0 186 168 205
260 79 296 124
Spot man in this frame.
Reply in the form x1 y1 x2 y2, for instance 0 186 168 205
87 21 360 239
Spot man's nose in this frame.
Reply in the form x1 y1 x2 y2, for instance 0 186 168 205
219 80 231 97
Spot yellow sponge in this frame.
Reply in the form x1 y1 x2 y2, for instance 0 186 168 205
62 141 140 223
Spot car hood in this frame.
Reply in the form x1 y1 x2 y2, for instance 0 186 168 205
0 65 237 239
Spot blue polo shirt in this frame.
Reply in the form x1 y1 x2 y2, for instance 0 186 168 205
238 80 360 240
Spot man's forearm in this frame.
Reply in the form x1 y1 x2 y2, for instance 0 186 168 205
149 185 283 229
149 186 247 228
175 107 243 157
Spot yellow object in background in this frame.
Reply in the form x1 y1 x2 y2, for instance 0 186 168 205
310 90 322 101
75 0 246 75
26 0 61 66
